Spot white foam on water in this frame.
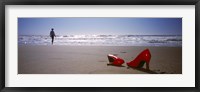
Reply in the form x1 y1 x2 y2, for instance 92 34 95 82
18 35 182 47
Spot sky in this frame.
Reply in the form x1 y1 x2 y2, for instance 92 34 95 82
18 18 182 35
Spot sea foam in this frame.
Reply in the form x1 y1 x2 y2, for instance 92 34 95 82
18 35 182 47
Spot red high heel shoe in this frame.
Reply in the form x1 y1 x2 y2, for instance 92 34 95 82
127 49 151 70
107 54 124 66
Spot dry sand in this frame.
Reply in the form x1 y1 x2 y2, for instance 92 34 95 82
18 45 182 74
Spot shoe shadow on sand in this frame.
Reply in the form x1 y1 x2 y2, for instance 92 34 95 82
107 64 158 74
106 62 158 73
127 67 158 74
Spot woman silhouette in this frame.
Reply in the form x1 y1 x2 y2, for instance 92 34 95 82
50 28 56 45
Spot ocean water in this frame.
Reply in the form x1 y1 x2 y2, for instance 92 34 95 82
18 35 182 47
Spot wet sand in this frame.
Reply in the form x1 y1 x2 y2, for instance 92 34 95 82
18 45 182 74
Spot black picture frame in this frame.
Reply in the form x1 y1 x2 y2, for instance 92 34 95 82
0 0 199 92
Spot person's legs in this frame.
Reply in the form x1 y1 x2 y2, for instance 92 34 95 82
51 36 54 45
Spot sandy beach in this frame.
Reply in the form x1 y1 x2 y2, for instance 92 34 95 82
18 45 182 74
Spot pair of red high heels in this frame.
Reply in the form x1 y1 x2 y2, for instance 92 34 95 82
107 49 151 70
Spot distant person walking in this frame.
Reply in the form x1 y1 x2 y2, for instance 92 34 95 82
50 28 56 45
